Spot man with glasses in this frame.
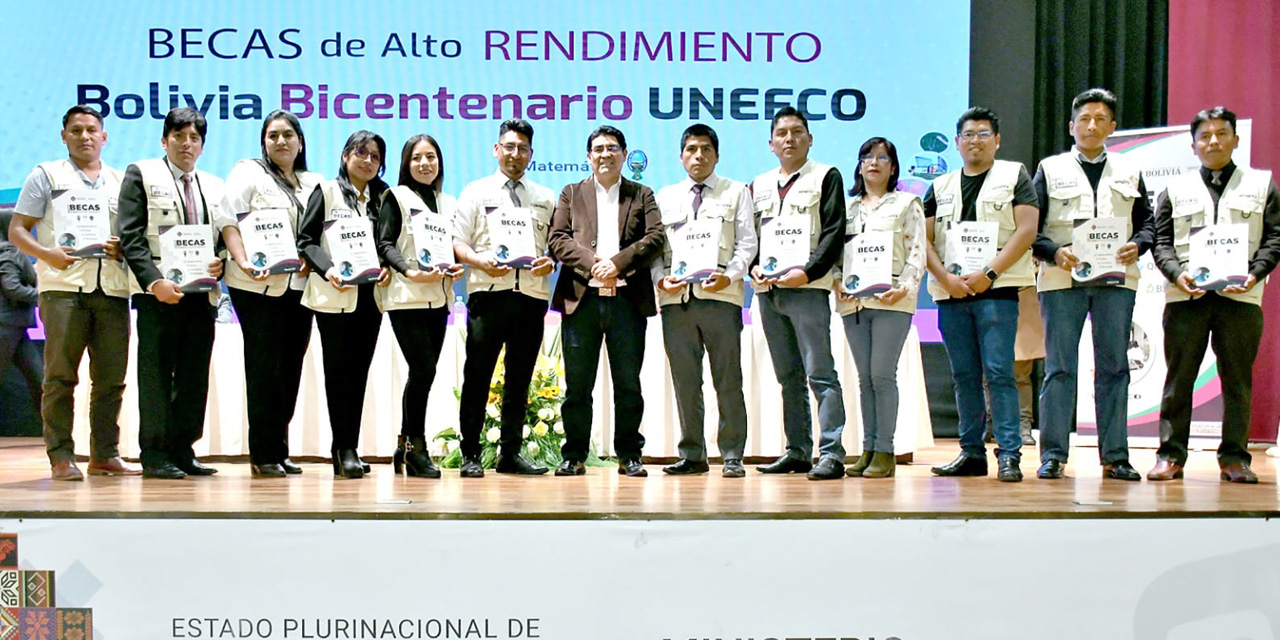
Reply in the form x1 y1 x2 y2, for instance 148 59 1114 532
548 125 663 477
453 119 556 477
1148 106 1280 484
924 106 1038 482
749 106 848 481
1031 88 1153 481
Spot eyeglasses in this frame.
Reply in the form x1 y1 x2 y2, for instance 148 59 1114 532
500 143 532 154
591 144 623 155
959 131 994 142
860 154 892 165
352 147 381 163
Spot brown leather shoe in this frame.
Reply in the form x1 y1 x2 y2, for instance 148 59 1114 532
87 456 142 477
1146 459 1184 481
51 460 84 481
1220 461 1259 484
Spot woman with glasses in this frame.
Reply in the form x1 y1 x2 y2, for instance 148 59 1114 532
216 111 323 478
836 137 926 478
297 131 390 479
376 134 463 478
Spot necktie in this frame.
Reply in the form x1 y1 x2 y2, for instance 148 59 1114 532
182 174 199 225
1211 170 1222 186
505 179 522 208
691 183 706 215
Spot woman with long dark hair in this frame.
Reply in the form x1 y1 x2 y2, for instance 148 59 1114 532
216 110 323 477
297 130 390 479
376 134 463 478
836 137 926 478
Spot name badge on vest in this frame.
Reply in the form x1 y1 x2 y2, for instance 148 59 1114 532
1051 177 1078 191
329 208 356 220
149 185 174 199
935 194 955 207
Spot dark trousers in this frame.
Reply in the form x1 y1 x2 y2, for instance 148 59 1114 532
38 290 129 463
457 290 546 459
1158 293 1263 466
561 289 647 462
388 306 449 439
228 287 313 464
313 285 381 450
0 324 43 424
660 297 747 461
133 293 215 466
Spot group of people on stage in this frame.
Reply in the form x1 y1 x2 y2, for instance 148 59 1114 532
6 87 1277 484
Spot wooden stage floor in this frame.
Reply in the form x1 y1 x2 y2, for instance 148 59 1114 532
2 437 1277 519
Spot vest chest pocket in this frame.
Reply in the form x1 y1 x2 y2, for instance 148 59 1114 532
1226 194 1264 241
1171 203 1204 242
698 208 736 252
979 188 1017 231
147 201 180 228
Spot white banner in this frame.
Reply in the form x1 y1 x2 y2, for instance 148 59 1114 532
4 518 1279 640
1074 120 1253 441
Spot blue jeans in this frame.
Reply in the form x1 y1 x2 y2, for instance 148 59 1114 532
1038 286 1135 464
938 297 1020 461
757 288 845 461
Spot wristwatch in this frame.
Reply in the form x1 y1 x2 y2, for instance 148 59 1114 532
983 267 999 283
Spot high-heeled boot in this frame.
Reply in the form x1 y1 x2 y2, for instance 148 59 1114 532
845 451 873 477
862 451 896 478
332 448 364 479
405 436 441 478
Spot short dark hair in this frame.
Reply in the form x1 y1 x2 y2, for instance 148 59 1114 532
259 110 308 173
1071 88 1118 120
62 105 104 129
956 106 999 135
770 106 809 135
586 125 626 152
1191 106 1237 139
499 119 534 144
397 134 445 195
336 130 389 209
849 137 901 198
163 107 208 141
680 124 719 154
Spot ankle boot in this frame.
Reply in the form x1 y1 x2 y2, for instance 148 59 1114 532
393 436 408 475
333 449 364 479
862 451 896 478
404 436 441 478
845 451 873 477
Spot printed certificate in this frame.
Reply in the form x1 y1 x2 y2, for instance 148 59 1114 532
758 216 810 278
1070 217 1126 285
409 207 455 270
237 209 300 275
158 224 216 293
840 230 893 298
324 218 381 285
943 221 998 276
669 218 721 283
53 189 111 258
1188 223 1249 291
489 208 537 268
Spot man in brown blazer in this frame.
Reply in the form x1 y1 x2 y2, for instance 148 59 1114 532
548 125 664 477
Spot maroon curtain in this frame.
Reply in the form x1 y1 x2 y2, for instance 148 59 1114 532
1169 0 1280 442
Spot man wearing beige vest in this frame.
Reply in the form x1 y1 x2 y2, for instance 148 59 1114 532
1148 106 1280 484
9 105 139 481
1032 88 1153 481
925 107 1038 482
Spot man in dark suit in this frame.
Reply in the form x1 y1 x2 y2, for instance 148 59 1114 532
548 125 664 477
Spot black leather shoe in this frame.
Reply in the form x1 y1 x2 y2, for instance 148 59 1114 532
281 458 303 475
359 457 372 475
757 455 813 474
555 459 586 476
251 463 287 478
618 458 648 477
1101 460 1141 481
496 453 548 475
142 462 187 480
997 457 1023 482
1037 459 1064 479
459 457 485 478
663 459 710 475
722 459 745 478
333 449 364 479
174 458 218 476
806 457 845 480
931 454 988 477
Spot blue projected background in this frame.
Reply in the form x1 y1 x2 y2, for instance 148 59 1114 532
1 1 969 200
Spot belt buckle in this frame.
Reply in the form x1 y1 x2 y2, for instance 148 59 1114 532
599 286 616 297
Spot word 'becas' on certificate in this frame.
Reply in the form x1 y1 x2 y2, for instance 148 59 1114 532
238 208 301 275
1070 217 1126 285
323 218 381 285
944 220 997 276
759 216 809 277
159 224 217 293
